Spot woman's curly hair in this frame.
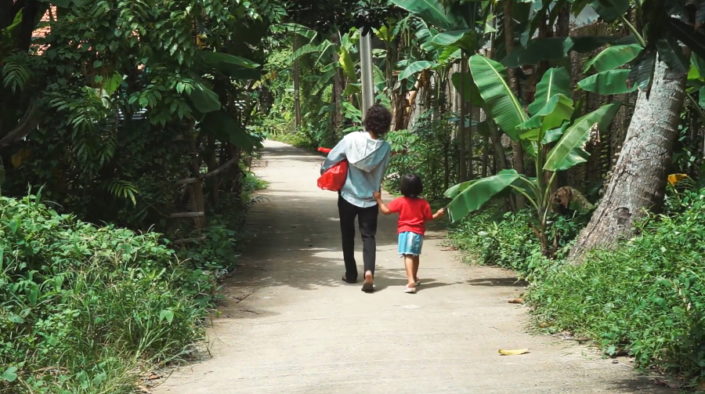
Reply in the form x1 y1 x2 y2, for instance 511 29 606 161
363 104 392 136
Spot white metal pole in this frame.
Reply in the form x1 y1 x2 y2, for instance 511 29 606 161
359 32 374 118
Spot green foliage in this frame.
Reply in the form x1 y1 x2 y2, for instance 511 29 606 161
398 60 435 81
390 0 467 30
0 194 231 391
449 206 586 282
583 44 644 73
577 69 638 95
469 54 527 140
1 56 31 93
527 67 571 115
385 111 456 200
543 103 620 171
447 58 619 256
444 169 520 223
529 188 705 386
2 0 276 230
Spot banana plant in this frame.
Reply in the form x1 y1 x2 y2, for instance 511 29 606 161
444 54 620 256
391 0 484 84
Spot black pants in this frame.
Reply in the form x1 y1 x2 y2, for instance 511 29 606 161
338 195 378 281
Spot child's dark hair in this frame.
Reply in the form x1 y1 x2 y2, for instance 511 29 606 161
400 174 423 198
363 104 392 136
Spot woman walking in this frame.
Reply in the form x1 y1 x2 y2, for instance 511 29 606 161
321 104 392 293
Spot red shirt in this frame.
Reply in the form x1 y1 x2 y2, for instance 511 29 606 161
387 197 433 235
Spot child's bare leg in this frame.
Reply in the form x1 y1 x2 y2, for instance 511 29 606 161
404 255 416 288
412 256 420 284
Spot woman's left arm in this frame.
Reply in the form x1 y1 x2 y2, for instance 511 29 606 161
321 137 348 173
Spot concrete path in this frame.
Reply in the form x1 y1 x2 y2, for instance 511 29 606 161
154 140 670 393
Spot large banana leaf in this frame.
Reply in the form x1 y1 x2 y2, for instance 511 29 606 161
438 46 462 64
527 67 571 115
271 23 317 40
543 103 620 171
469 55 527 140
583 44 643 73
398 60 435 81
577 69 637 94
339 47 356 79
517 94 574 135
444 169 521 223
292 42 328 60
391 0 465 30
431 30 477 52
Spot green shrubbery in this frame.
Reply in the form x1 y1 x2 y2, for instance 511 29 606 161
529 189 705 384
0 195 235 392
385 112 457 200
450 189 705 385
449 205 585 281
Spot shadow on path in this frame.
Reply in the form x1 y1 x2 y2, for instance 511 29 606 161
154 140 676 394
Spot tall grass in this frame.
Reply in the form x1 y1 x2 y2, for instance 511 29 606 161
0 192 242 392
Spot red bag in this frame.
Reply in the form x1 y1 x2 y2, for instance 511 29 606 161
317 147 348 191
317 160 348 191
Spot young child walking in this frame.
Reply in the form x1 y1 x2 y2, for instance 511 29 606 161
373 174 444 293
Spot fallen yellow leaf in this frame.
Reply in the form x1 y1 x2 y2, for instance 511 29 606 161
667 173 689 186
498 348 529 356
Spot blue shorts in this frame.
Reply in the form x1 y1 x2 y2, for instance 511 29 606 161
397 231 424 256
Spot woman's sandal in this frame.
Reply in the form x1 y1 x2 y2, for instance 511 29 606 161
404 285 417 294
361 271 374 293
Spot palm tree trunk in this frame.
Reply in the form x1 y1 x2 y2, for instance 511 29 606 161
569 54 686 262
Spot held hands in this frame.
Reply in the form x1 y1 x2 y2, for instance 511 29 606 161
372 191 382 201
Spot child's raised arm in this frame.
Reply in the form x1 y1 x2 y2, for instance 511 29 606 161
432 207 445 220
373 191 392 214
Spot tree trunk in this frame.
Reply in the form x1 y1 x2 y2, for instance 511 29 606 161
569 54 686 263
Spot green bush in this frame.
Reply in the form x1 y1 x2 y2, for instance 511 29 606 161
449 206 584 281
0 195 227 392
450 189 705 385
529 188 705 385
385 111 457 200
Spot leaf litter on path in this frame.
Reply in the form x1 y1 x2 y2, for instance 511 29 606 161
498 348 529 356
